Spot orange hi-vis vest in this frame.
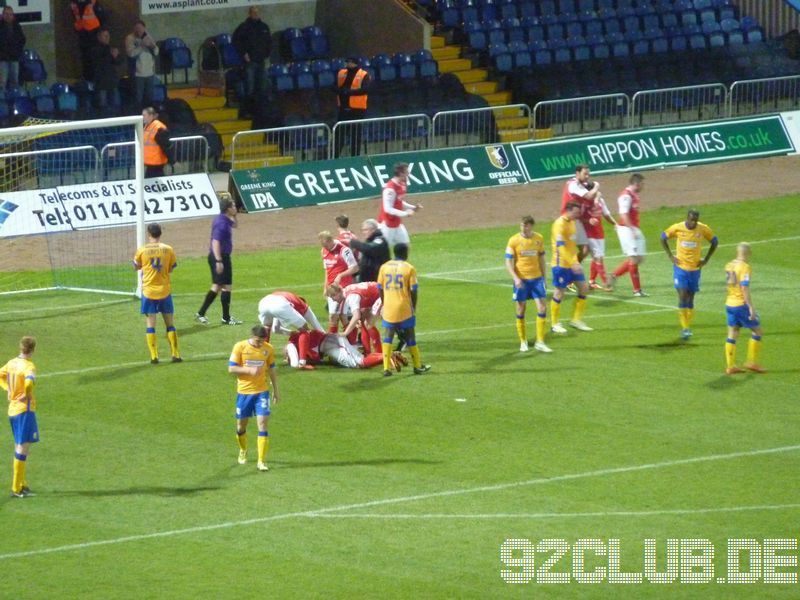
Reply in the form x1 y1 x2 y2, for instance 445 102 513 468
337 68 368 110
72 0 101 32
144 120 168 167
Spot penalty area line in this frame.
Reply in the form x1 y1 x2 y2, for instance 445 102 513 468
1 444 798 560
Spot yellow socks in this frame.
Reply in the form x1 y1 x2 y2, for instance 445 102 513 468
237 430 247 452
382 342 393 371
725 338 737 368
747 336 762 365
551 298 562 325
573 296 586 322
516 315 526 343
536 313 547 343
408 345 422 369
166 326 179 358
257 432 269 463
146 327 158 361
12 453 26 494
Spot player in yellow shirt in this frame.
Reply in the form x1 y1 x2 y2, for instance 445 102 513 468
377 243 431 377
229 325 281 471
723 243 765 375
505 215 552 353
133 223 181 364
550 202 593 334
660 210 718 340
0 336 38 498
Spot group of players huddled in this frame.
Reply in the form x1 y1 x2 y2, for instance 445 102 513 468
2 162 766 491
506 164 765 378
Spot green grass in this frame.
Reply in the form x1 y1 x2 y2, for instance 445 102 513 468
1 195 799 598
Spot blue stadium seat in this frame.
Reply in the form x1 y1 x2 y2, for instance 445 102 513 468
634 0 656 16
612 41 630 57
554 47 572 62
548 37 568 49
661 11 679 29
692 0 712 9
393 53 416 80
469 30 488 50
565 20 583 38
591 43 610 59
623 15 640 32
670 34 688 51
526 24 545 41
707 31 725 48
220 43 243 68
701 20 721 34
546 23 565 39
726 29 744 45
573 44 591 61
28 84 49 99
513 50 532 69
680 9 698 26
34 95 55 117
268 63 294 91
651 36 669 53
604 18 622 34
494 52 514 72
699 8 716 23
290 62 315 89
567 34 587 47
500 1 518 20
11 96 34 118
534 49 553 65
717 6 735 21
740 16 759 32
689 33 706 50
719 18 738 33
311 59 335 87
215 33 232 46
56 91 78 115
480 0 498 22
488 41 509 58
632 39 650 54
519 2 537 19
745 28 763 44
584 20 603 36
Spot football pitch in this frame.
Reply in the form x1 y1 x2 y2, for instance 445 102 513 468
1 194 798 597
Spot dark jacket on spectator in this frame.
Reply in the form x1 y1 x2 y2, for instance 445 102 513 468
0 19 25 61
232 17 271 63
90 43 123 91
348 228 390 282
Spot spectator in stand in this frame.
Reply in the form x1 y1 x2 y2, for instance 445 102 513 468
0 6 25 91
142 106 170 178
335 57 369 157
70 0 103 81
90 28 123 115
126 20 159 109
345 219 390 283
232 6 271 117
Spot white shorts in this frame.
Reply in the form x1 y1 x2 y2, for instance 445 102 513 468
617 226 647 257
320 335 363 368
574 220 588 245
587 237 606 258
258 294 307 330
379 223 410 249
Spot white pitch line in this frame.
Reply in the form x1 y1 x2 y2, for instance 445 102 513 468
1 443 798 561
306 503 800 520
38 307 672 380
424 235 800 278
0 299 131 315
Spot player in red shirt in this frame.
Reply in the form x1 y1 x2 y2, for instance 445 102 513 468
335 214 360 264
283 330 387 370
378 162 422 250
609 174 648 297
584 193 618 290
319 230 359 334
561 164 600 264
326 281 383 354
257 291 325 369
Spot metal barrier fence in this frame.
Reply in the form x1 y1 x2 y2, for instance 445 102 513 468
431 104 530 148
100 136 210 180
729 75 800 118
332 114 430 158
230 124 331 170
533 94 628 138
630 83 728 129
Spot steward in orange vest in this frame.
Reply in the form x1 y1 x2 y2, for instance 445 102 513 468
335 57 370 157
142 106 170 178
70 0 103 80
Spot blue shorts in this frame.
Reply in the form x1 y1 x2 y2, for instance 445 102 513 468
141 294 175 315
235 391 271 419
513 277 546 301
552 266 585 289
673 266 701 292
9 411 39 445
726 305 761 329
383 315 416 330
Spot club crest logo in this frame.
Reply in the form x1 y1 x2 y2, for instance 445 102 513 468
485 145 510 170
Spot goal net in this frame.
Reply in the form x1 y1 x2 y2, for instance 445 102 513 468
0 115 146 296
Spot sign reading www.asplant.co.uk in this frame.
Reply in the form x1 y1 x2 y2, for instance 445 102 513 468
513 115 796 181
141 0 295 15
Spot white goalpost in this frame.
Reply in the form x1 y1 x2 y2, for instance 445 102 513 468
0 115 146 296
0 115 220 297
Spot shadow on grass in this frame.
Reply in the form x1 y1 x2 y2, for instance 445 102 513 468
270 457 441 470
44 485 222 498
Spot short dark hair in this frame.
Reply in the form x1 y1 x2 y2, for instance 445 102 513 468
575 164 589 173
251 325 268 339
394 243 409 260
629 173 644 185
147 223 162 238
687 209 700 219
135 19 146 28
521 215 535 226
335 215 349 228
394 162 409 176
220 197 235 213
565 201 581 211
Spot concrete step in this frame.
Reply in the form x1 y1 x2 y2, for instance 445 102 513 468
213 120 252 135
465 80 498 95
454 68 488 84
497 116 530 129
481 90 514 106
227 155 294 168
431 46 461 61
438 57 472 73
430 35 446 49
221 134 281 154
498 128 532 143
194 107 239 122
167 90 227 110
